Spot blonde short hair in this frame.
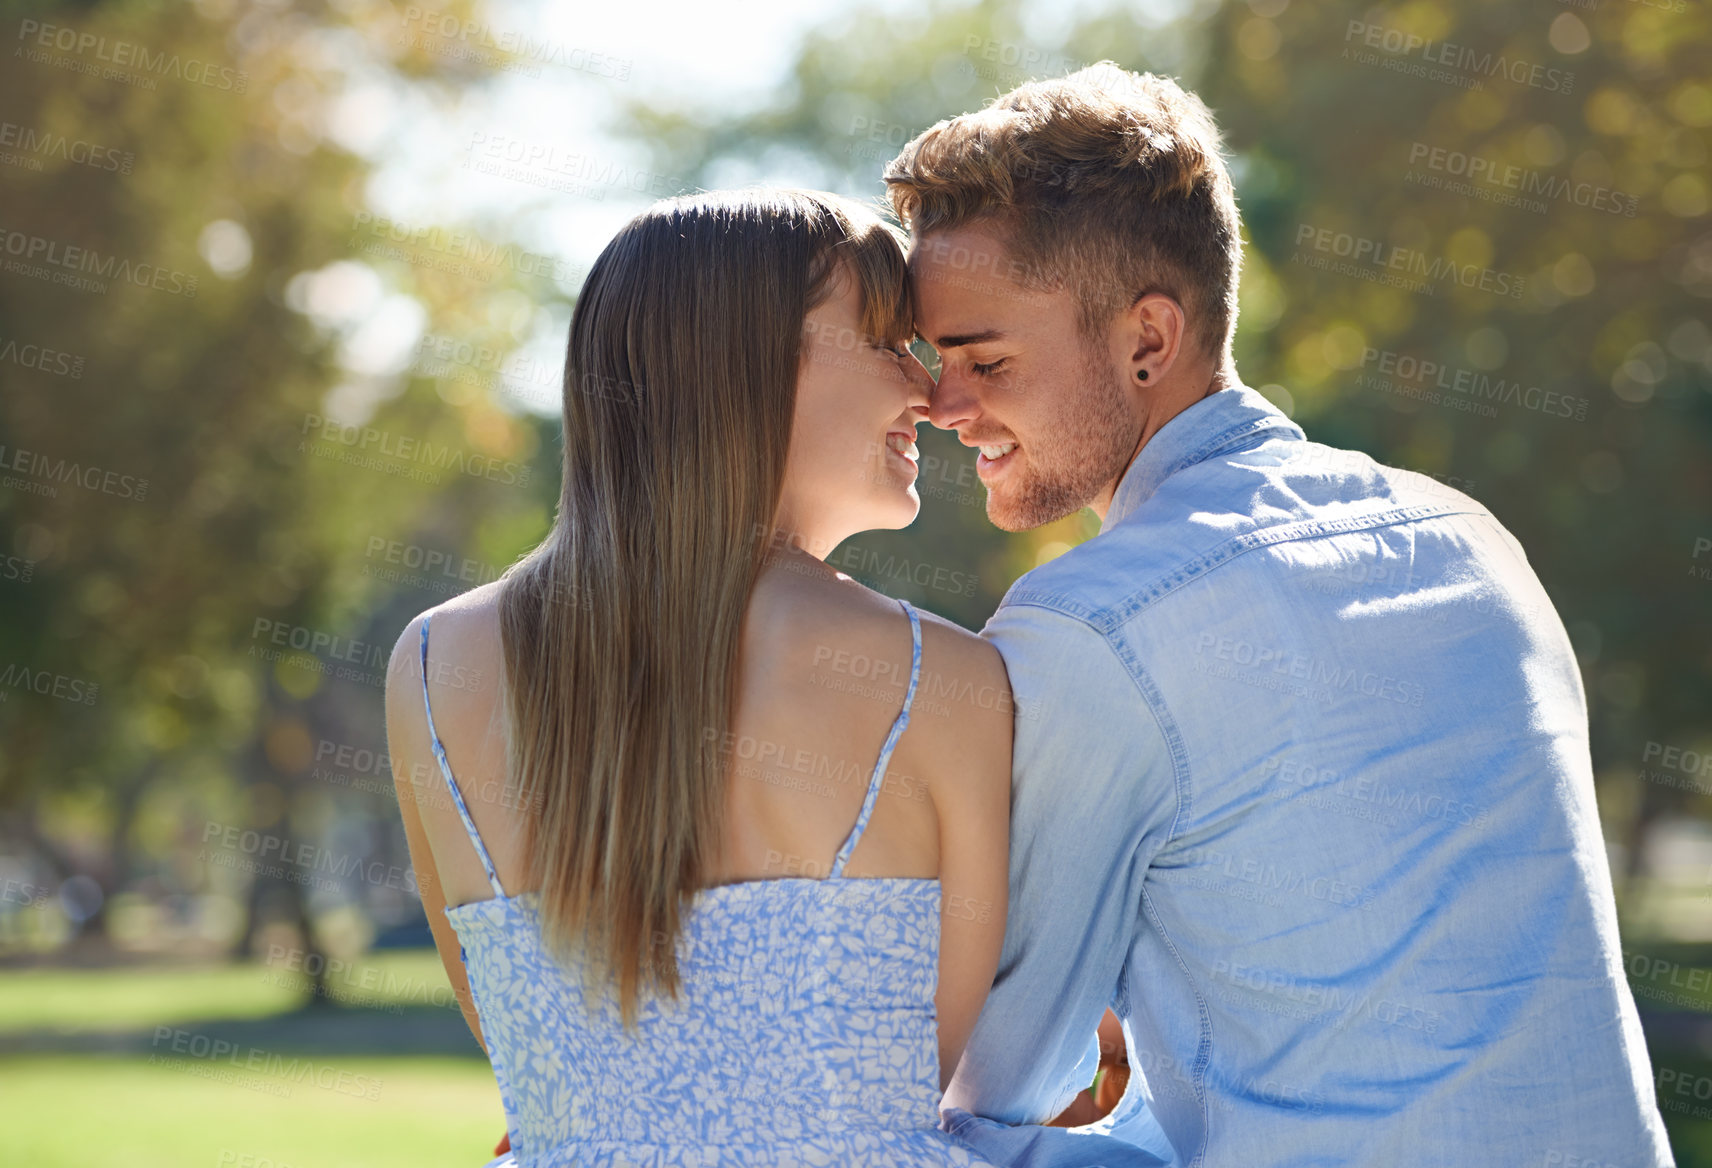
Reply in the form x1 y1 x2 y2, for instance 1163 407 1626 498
884 63 1243 362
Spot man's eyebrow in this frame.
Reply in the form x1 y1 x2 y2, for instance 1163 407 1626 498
932 328 1006 350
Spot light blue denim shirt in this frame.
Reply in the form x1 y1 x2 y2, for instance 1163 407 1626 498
943 386 1672 1167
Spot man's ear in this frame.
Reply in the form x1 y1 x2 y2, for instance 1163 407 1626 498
1125 292 1187 383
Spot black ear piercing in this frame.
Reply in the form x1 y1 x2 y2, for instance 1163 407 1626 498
1137 369 1149 381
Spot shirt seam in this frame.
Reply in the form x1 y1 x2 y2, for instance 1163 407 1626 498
996 604 1196 1147
1094 624 1205 1161
1141 883 1212 1168
1005 502 1488 632
1003 606 1190 861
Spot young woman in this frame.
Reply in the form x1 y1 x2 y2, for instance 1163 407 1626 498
383 189 1014 1165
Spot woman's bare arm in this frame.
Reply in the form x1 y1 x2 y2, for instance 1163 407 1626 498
385 615 486 1050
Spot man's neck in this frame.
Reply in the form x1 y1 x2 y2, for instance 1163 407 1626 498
1089 362 1238 522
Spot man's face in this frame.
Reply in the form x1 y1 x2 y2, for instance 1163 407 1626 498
909 223 1142 532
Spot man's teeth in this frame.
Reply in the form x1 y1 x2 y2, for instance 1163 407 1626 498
887 433 919 461
980 442 1017 460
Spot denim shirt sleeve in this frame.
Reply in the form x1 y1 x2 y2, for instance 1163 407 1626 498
943 601 1177 1124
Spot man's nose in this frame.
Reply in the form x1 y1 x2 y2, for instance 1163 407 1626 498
927 365 979 433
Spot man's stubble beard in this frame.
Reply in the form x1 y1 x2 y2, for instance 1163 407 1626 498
986 345 1139 533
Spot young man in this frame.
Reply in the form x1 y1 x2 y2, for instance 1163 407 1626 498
886 64 1672 1166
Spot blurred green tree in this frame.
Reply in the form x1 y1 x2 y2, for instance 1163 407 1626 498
0 0 561 963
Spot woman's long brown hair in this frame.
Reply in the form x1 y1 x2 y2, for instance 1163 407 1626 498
496 189 914 1025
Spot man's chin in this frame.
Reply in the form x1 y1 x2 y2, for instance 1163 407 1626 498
984 482 1088 533
983 503 1036 533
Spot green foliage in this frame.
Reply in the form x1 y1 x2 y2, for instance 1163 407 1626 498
0 0 557 941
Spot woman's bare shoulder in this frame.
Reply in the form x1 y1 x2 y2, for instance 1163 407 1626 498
384 580 509 753
905 608 1012 801
388 581 505 669
754 577 1013 802
910 605 1009 705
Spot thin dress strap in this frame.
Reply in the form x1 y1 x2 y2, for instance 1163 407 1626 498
419 614 506 898
827 598 922 879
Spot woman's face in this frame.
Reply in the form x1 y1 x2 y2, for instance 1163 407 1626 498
773 268 934 557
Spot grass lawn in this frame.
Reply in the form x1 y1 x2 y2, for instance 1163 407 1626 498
0 950 457 1032
0 952 507 1167
0 1054 504 1167
2 951 1709 1165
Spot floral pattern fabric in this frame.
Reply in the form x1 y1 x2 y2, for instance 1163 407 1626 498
450 880 994 1166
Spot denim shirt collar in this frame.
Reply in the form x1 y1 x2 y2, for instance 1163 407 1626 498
1100 384 1305 534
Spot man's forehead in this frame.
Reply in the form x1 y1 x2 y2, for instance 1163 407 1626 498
906 229 1059 339
906 224 1018 274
